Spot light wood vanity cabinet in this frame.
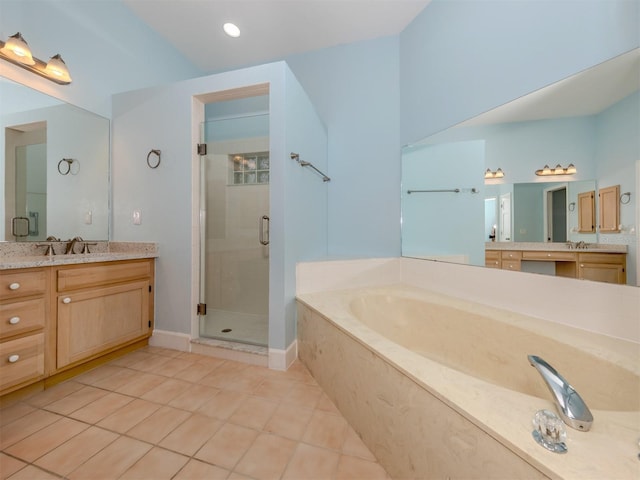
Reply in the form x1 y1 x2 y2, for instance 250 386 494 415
485 250 501 268
578 253 626 284
55 261 154 369
598 185 620 233
0 269 48 394
500 251 521 271
0 259 154 397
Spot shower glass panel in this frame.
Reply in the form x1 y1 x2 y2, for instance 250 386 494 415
199 113 269 347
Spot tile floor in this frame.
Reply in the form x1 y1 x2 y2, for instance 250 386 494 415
0 346 390 480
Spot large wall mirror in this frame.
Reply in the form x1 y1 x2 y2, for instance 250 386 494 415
401 48 639 286
1 77 110 242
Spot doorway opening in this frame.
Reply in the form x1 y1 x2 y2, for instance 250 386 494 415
544 185 568 242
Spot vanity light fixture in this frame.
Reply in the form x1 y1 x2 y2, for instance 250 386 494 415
484 168 504 179
0 32 72 85
535 163 576 176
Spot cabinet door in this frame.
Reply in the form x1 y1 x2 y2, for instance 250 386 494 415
598 185 620 233
57 281 150 368
577 191 595 233
578 263 625 284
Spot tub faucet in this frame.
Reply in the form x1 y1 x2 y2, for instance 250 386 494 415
528 355 593 431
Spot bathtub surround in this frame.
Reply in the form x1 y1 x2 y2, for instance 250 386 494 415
296 257 639 479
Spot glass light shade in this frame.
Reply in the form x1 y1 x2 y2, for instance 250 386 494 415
45 54 72 83
223 22 241 37
0 32 35 65
494 168 504 178
565 163 577 174
484 168 492 179
542 165 551 175
554 164 564 174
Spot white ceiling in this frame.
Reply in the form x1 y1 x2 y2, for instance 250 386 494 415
122 0 431 73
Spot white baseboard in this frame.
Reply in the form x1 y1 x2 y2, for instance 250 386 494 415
149 329 192 352
269 340 298 371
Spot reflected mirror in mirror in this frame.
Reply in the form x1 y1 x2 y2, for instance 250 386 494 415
1 77 110 241
401 48 639 286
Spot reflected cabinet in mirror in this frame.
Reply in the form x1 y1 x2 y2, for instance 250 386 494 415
1 77 109 242
401 48 639 286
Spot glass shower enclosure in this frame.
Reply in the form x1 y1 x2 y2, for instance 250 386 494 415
198 112 270 347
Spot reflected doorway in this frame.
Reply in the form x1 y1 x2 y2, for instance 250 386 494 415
544 185 567 242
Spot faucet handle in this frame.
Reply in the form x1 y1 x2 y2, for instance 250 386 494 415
81 242 98 254
36 243 55 256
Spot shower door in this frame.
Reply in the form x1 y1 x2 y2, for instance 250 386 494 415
199 114 269 346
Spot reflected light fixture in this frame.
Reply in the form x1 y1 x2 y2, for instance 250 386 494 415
484 168 504 179
223 22 241 38
535 163 576 176
0 32 72 85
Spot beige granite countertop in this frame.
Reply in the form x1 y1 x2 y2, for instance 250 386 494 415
0 242 158 270
485 242 627 253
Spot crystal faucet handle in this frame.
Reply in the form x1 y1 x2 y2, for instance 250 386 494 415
532 409 567 454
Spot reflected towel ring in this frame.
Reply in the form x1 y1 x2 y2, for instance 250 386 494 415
57 158 79 175
147 149 161 169
620 192 631 205
568 202 576 212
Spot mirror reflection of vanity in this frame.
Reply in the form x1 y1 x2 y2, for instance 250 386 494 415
401 48 639 286
1 77 110 242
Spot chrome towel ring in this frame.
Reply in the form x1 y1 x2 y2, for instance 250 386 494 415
147 149 161 169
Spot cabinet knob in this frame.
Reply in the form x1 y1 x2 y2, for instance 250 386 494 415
580 264 584 268
9 317 20 325
8 354 19 363
547 253 551 257
9 283 20 290
63 297 72 304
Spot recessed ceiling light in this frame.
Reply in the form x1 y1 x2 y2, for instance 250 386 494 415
223 23 240 38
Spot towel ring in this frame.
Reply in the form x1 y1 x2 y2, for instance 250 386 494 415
620 192 631 205
147 149 161 169
57 158 79 175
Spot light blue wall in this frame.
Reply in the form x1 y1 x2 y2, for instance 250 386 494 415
400 0 640 146
0 0 202 116
285 37 401 257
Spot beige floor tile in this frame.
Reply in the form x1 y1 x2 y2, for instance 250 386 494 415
88 367 142 391
143 346 183 358
23 381 84 408
159 413 222 456
43 385 108 415
252 377 296 401
341 426 377 461
126 405 191 444
0 409 62 450
172 361 217 383
174 459 230 480
5 464 60 480
200 369 264 394
227 473 253 480
67 436 152 480
335 454 390 480
128 352 172 372
195 423 258 470
114 371 167 397
140 377 192 404
316 392 341 415
68 391 133 424
263 403 314 440
4 417 88 463
282 443 340 480
109 350 155 367
73 364 124 386
119 447 189 480
284 361 317 384
0 403 35 427
233 433 296 480
149 357 195 377
34 426 118 476
284 383 323 408
302 410 348 451
96 398 161 433
228 396 278 430
168 384 220 411
0 452 27 479
196 390 246 420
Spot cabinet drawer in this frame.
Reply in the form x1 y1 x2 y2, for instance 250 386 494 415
502 260 521 271
522 251 577 261
0 333 45 391
578 253 626 265
0 270 46 301
0 298 46 339
57 260 152 292
501 251 522 260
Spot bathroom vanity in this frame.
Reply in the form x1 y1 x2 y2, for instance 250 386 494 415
0 243 156 398
485 243 627 284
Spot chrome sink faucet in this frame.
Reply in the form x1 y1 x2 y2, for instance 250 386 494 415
528 355 593 431
65 236 84 254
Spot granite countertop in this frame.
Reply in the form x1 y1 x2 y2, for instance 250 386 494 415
485 242 627 253
0 242 158 270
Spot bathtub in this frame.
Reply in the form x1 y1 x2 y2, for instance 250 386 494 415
297 285 639 479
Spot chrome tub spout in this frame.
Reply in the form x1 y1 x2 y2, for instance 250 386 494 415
528 355 593 431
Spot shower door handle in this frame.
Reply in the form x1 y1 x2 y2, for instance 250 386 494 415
259 215 270 245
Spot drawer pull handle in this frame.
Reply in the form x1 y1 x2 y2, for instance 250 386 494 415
63 297 72 304
8 354 19 363
547 253 551 257
9 283 20 290
9 317 20 325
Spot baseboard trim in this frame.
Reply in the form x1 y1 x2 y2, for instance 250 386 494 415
149 329 192 352
269 340 298 371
